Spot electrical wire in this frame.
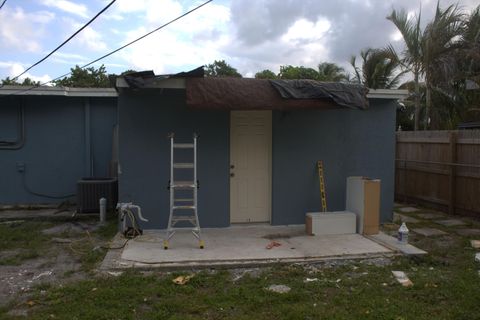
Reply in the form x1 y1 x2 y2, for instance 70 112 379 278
5 0 117 84
0 0 7 10
21 170 76 199
1 0 213 98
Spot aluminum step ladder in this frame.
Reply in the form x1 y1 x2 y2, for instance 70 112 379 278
163 133 204 249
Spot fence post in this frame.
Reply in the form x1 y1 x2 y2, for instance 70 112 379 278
448 132 457 215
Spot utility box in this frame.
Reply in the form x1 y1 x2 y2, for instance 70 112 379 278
77 177 118 213
305 211 357 236
346 176 381 235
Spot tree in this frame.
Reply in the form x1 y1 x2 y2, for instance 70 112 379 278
388 2 465 130
255 69 277 79
278 65 319 80
1 76 40 86
317 62 348 82
422 3 465 129
350 47 405 89
387 7 424 130
54 65 111 87
436 5 480 127
205 60 242 77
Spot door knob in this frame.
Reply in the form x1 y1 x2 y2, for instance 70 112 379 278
230 164 235 169
230 173 235 177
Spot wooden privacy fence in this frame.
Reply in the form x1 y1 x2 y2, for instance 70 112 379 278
395 130 480 217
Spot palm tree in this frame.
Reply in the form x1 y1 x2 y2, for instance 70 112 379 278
422 3 465 129
388 2 465 130
387 8 423 130
317 62 348 82
350 47 405 89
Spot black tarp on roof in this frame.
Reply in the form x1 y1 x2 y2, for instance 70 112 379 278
269 80 369 110
120 67 370 110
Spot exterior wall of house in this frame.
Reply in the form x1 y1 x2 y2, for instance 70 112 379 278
118 90 396 229
0 95 117 204
117 90 230 229
272 99 396 225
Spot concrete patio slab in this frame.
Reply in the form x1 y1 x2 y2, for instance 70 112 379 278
367 232 427 256
397 207 419 213
103 225 393 269
435 219 466 227
456 229 480 236
412 228 448 237
416 213 446 220
393 213 420 224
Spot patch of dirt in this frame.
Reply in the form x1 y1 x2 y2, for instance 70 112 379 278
230 267 265 281
0 218 110 310
41 222 100 235
0 247 85 307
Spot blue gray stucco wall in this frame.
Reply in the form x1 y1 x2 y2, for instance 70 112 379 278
0 95 117 204
118 90 396 229
117 90 230 229
272 100 396 225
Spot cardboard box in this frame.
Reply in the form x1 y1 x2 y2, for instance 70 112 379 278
346 176 381 235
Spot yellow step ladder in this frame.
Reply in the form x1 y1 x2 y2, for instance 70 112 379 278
317 160 327 212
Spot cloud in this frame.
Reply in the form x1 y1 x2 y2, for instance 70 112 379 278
0 7 54 53
115 1 231 74
75 26 108 52
41 0 89 18
50 52 89 65
225 0 480 75
0 61 52 83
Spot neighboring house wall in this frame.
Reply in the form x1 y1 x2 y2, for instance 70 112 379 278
118 90 396 229
0 95 117 204
272 99 396 225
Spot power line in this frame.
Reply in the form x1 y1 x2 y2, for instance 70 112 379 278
8 0 117 83
2 0 213 97
50 0 213 83
0 0 7 10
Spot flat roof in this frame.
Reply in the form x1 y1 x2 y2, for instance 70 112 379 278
0 82 409 100
116 77 409 100
0 85 118 97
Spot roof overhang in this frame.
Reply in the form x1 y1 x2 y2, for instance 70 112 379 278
367 89 409 100
116 77 409 101
116 76 185 89
0 85 118 97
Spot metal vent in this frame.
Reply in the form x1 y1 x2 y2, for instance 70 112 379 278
76 178 118 213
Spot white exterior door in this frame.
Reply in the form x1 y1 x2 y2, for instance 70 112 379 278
230 110 272 223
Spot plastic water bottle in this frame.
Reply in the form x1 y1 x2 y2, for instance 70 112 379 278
398 222 409 244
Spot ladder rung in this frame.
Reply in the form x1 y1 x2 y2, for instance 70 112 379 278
174 198 194 202
173 205 196 210
173 163 194 169
171 181 196 188
171 217 196 222
173 143 194 149
170 226 200 231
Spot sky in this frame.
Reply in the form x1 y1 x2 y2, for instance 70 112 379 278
0 0 478 83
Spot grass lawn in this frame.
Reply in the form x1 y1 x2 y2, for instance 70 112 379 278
1 207 480 319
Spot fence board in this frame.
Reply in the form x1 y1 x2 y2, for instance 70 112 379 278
395 130 480 218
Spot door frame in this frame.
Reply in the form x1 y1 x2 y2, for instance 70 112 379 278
229 110 272 224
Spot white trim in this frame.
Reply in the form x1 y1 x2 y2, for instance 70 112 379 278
367 89 409 99
0 85 117 97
